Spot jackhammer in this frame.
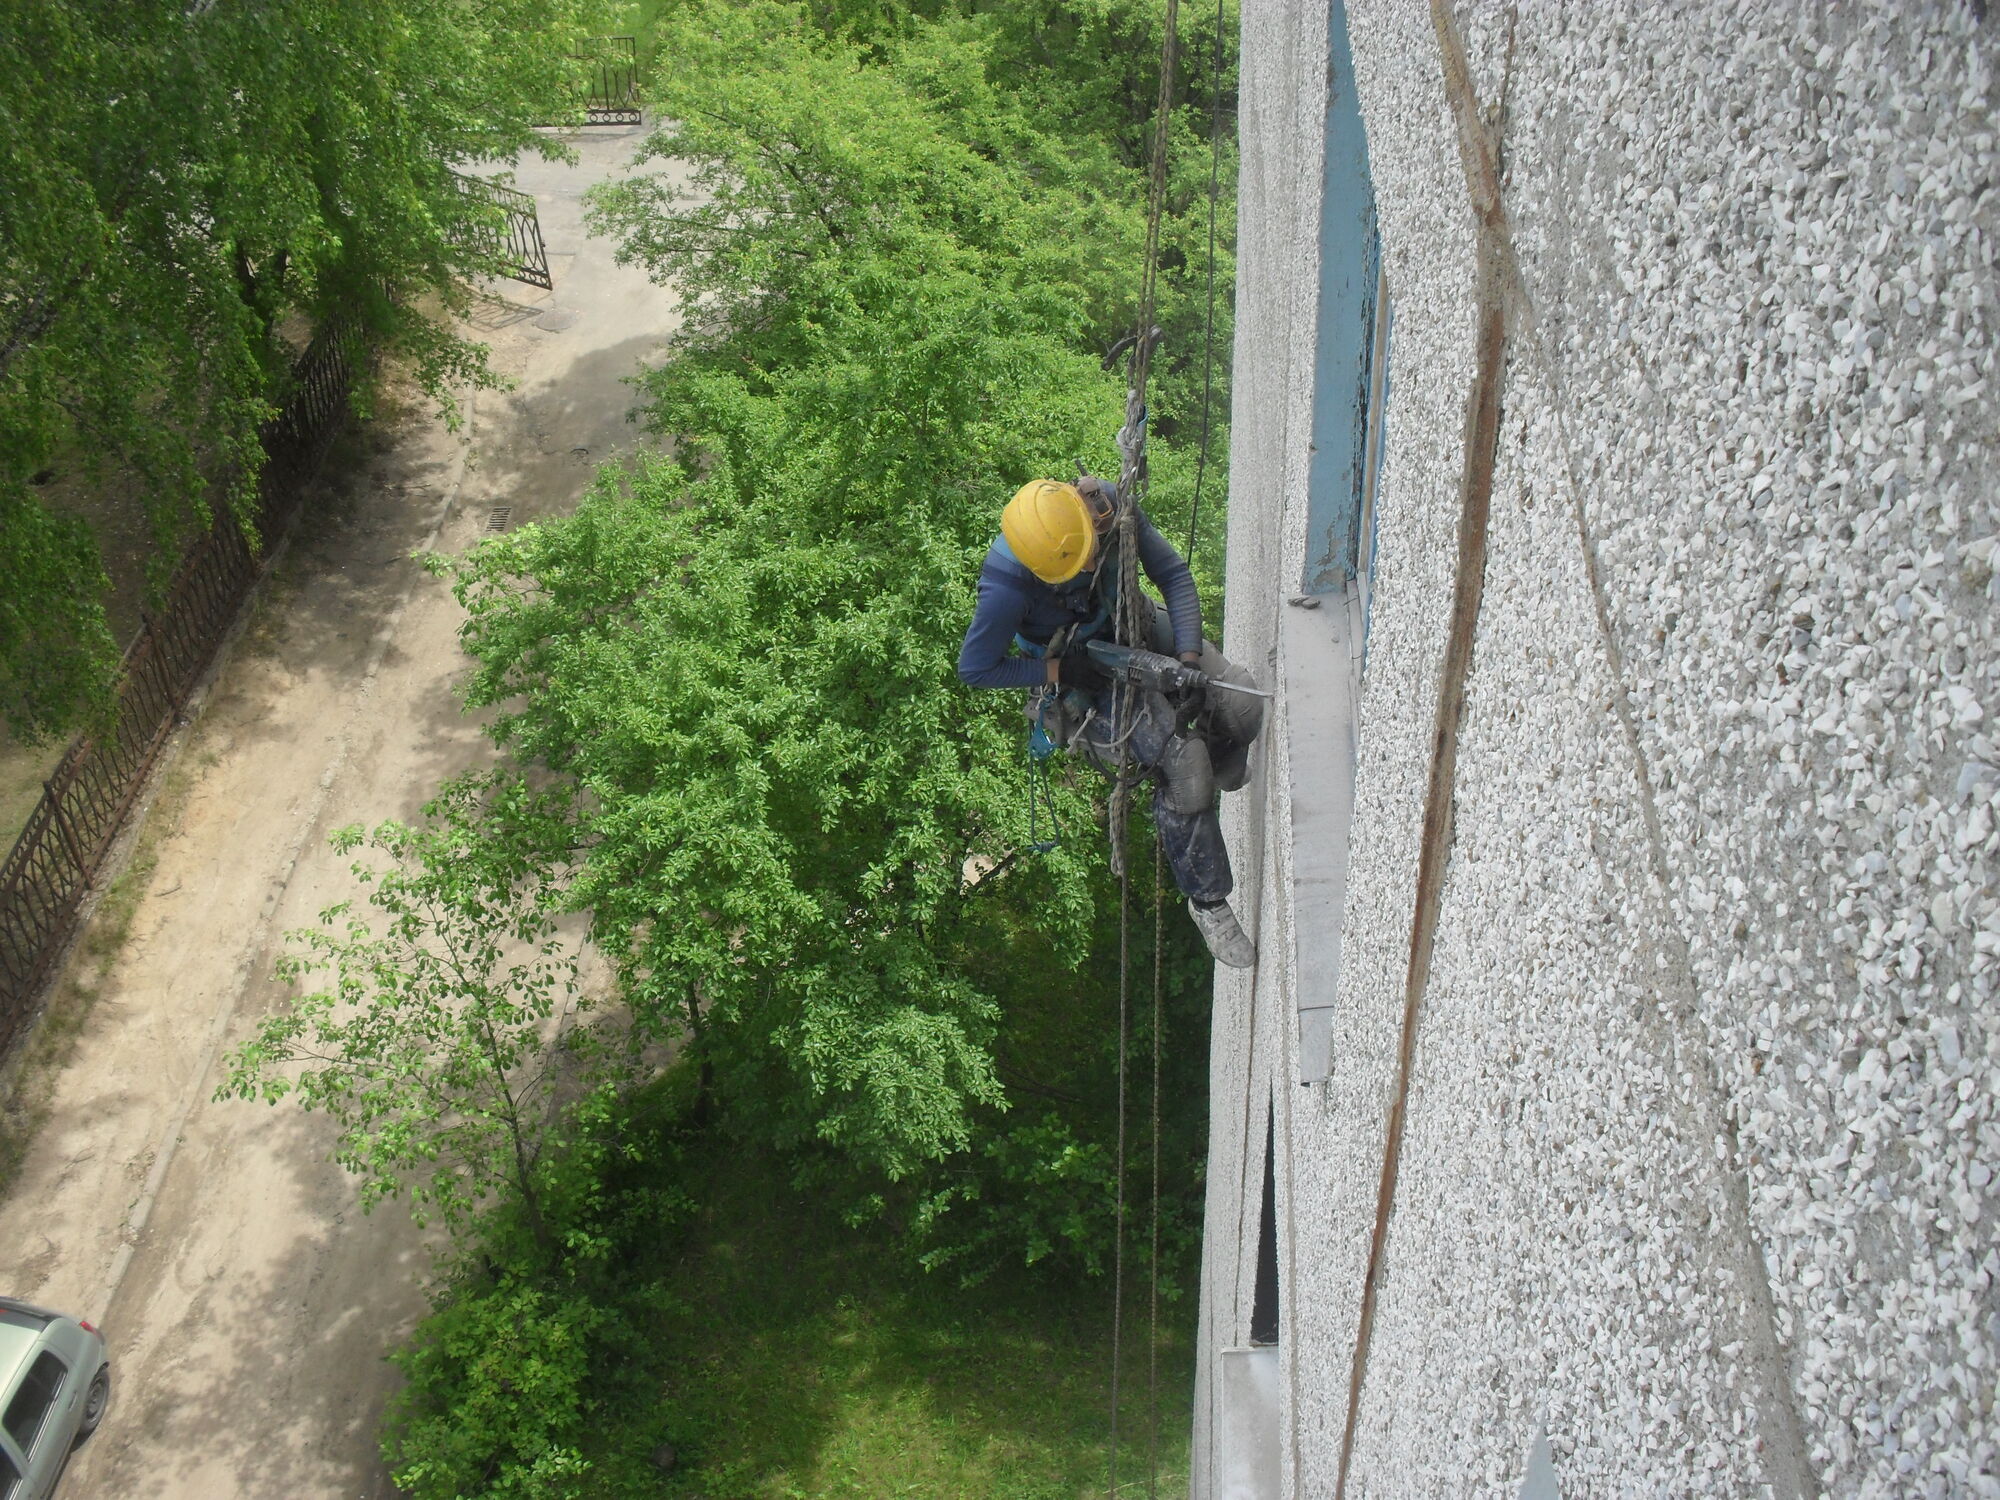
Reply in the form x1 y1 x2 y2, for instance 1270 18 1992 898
1083 640 1273 718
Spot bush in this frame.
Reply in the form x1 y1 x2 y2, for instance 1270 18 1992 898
383 1085 696 1498
387 1282 606 1500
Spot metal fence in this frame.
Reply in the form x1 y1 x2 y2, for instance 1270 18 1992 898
448 171 553 290
575 36 641 125
0 320 363 1057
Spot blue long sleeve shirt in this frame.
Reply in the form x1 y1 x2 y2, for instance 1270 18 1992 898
956 508 1202 689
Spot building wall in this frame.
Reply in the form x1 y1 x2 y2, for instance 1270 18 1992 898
1201 3 2000 1496
1190 0 1329 1477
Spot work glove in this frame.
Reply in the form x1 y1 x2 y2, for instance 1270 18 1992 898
1161 660 1209 712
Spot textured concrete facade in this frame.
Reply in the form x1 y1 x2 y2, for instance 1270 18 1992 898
1197 3 2000 1497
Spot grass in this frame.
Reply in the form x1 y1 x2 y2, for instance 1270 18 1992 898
0 730 63 851
594 1136 1193 1500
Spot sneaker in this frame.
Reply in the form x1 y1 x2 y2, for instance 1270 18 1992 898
1188 899 1255 968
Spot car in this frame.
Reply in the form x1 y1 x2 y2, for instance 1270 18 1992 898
0 1298 108 1500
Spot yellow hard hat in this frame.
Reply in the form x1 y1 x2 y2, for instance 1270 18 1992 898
1002 480 1094 584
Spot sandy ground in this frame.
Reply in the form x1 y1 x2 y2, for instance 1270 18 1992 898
0 125 684 1499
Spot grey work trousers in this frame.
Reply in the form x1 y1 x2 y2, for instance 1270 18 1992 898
1035 605 1263 904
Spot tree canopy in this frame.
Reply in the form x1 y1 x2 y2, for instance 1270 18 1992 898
0 0 614 739
441 0 1233 1273
216 0 1241 1485
220 776 609 1250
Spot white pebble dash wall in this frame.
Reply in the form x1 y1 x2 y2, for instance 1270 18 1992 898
1196 2 2000 1498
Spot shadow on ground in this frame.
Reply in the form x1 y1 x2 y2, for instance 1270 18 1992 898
74 1099 428 1499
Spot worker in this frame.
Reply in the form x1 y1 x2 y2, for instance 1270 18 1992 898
957 476 1263 968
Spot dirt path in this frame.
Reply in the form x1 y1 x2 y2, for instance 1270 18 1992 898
0 127 683 1499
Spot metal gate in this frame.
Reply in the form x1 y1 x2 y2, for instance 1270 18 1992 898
448 171 553 290
575 36 641 125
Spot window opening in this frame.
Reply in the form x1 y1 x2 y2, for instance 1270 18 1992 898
1302 0 1389 605
1287 0 1383 1088
1250 1102 1280 1347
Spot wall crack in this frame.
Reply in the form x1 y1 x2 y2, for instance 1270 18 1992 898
1333 6 1512 1492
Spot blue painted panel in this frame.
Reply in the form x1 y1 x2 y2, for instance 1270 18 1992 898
1303 0 1381 595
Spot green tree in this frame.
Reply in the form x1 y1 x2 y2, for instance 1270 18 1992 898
380 1081 697 1500
218 775 613 1251
226 0 1228 1298
386 1281 601 1500
589 0 1137 374
0 0 614 738
596 0 1236 570
451 0 1222 1275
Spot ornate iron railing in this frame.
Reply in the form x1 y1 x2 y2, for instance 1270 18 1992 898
575 36 641 125
448 171 553 291
0 320 362 1056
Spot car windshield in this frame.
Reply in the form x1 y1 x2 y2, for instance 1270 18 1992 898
0 1311 43 1392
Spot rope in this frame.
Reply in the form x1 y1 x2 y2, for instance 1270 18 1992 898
1147 839 1165 1498
1184 0 1227 566
1104 499 1143 1496
1109 3 1180 1495
1131 0 1181 407
1108 843 1132 1497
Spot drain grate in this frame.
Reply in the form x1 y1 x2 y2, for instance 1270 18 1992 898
485 506 513 533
